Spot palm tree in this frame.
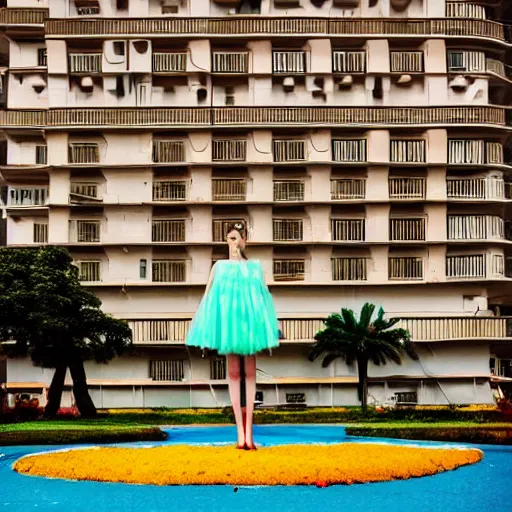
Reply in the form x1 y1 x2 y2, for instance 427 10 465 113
308 303 418 411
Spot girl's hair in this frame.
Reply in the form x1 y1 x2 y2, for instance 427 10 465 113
227 222 248 260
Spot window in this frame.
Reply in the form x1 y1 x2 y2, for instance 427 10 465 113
35 145 47 165
33 223 48 243
150 360 184 381
113 41 125 56
37 48 47 67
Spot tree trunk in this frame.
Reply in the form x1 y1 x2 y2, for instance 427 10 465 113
44 363 67 418
357 357 369 412
69 357 97 418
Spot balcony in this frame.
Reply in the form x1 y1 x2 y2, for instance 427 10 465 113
153 181 188 201
152 260 186 282
332 51 366 73
45 18 506 44
212 219 246 242
212 139 247 161
445 2 486 20
273 259 305 281
33 223 48 244
70 182 101 203
77 261 101 282
331 179 366 200
447 215 503 240
388 178 425 200
272 51 306 74
68 53 102 74
68 143 100 164
128 316 511 345
486 58 508 79
273 180 304 202
332 257 367 281
273 140 306 162
70 220 101 243
389 256 424 280
446 254 485 279
212 179 247 201
389 218 426 241
152 52 187 73
0 8 47 26
447 177 504 200
1 106 506 129
212 52 249 73
273 219 303 241
448 140 503 165
152 140 185 163
390 51 424 73
332 139 367 163
390 140 426 164
151 220 186 242
331 219 365 241
6 187 48 207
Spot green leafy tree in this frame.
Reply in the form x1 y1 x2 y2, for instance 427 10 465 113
0 246 132 417
308 303 418 411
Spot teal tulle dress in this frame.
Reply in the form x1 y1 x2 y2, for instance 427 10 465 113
186 259 280 355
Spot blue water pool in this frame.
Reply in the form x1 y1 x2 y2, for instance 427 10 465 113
1 425 510 512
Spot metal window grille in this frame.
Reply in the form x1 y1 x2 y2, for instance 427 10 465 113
390 51 424 73
210 357 226 380
447 51 485 72
388 178 425 199
331 257 367 281
331 219 365 241
273 140 306 162
389 218 426 241
273 259 305 281
212 219 246 242
330 179 366 200
273 180 304 201
151 220 186 242
332 51 366 73
152 181 188 201
35 145 47 164
150 360 184 381
68 143 100 164
33 223 48 243
273 219 303 241
8 187 48 206
68 53 102 73
212 52 249 73
75 220 100 242
78 261 101 281
446 254 485 278
212 179 247 201
390 140 426 163
332 139 367 162
152 52 187 72
152 260 186 282
212 139 247 161
272 51 306 74
389 257 423 280
152 140 185 163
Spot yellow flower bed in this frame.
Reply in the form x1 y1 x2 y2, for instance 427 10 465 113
14 444 482 486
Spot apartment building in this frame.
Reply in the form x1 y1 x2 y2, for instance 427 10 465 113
1 0 512 409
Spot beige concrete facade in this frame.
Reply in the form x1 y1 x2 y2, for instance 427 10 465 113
2 0 512 408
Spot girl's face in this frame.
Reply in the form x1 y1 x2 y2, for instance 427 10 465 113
227 229 246 256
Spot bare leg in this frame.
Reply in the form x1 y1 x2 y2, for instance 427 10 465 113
244 355 257 449
227 354 245 448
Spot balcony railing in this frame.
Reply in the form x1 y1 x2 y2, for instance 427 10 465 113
448 215 503 240
212 139 247 161
33 223 48 244
332 139 367 162
272 51 306 74
445 2 486 20
152 260 186 282
390 140 426 163
0 8 47 25
448 140 504 165
212 219 246 242
212 52 249 73
212 179 247 201
129 319 191 344
447 177 504 200
273 259 305 281
153 140 185 163
68 143 100 164
68 53 102 73
398 317 510 342
273 140 306 162
7 187 48 206
331 179 366 200
390 51 424 73
152 52 187 72
71 220 101 243
486 58 507 79
388 178 425 199
273 219 303 241
332 257 367 281
447 51 486 72
2 106 506 129
70 182 100 202
332 51 366 73
331 219 365 241
153 181 188 201
45 18 506 43
77 261 101 282
389 256 423 280
389 218 426 241
273 180 305 201
152 220 186 242
446 254 485 279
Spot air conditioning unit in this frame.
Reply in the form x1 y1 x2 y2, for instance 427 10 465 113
129 40 152 73
283 76 295 93
102 40 127 73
